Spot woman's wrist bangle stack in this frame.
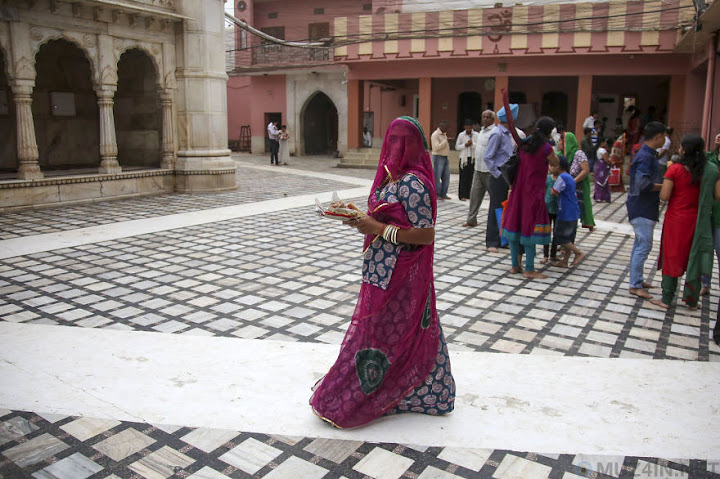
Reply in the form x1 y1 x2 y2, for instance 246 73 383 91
382 224 399 244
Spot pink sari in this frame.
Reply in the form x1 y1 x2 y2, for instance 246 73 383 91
310 118 445 429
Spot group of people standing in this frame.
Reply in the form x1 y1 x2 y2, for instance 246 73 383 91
431 105 593 279
266 120 290 166
627 125 720 322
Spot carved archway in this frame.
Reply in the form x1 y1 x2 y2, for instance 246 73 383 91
34 39 99 170
115 48 162 168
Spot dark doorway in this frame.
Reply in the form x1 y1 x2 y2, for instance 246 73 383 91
0 49 16 173
541 91 569 127
264 112 282 153
457 91 482 135
303 92 338 155
34 39 99 170
115 49 161 168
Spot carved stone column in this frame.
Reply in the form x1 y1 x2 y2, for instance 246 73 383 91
160 89 176 169
11 84 43 180
96 88 121 174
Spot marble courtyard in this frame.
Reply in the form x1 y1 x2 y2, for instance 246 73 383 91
1 154 719 479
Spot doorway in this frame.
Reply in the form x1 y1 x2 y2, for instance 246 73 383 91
302 92 338 155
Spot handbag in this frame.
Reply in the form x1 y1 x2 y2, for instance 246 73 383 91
498 153 520 186
609 167 621 186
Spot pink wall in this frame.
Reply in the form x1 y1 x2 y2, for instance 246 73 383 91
431 78 494 139
681 70 707 138
252 0 370 40
346 54 691 80
363 81 415 140
227 75 287 142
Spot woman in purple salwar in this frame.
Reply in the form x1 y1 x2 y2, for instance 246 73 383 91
594 137 612 202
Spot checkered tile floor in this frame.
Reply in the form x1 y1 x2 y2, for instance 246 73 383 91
1 153 718 478
2 410 718 479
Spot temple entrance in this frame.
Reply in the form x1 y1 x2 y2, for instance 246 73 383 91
542 91 569 128
457 91 483 133
302 91 338 155
33 39 99 170
115 49 161 168
0 49 16 173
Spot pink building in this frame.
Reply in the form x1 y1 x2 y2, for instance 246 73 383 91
227 0 720 158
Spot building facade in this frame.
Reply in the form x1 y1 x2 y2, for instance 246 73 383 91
227 0 719 161
0 0 235 211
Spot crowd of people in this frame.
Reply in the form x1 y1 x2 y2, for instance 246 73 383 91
429 104 720 324
308 112 720 431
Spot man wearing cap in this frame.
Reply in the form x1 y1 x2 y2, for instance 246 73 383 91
483 104 523 253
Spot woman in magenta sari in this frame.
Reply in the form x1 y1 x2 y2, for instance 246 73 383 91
310 117 455 429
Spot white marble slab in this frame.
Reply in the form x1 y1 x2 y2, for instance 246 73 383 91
234 162 374 187
0 323 718 459
0 186 369 259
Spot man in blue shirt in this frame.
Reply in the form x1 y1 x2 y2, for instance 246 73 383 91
627 121 666 299
483 104 518 252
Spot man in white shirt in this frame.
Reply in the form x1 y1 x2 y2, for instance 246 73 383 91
656 126 673 177
583 110 599 130
455 119 479 201
464 110 496 226
431 121 451 200
267 120 280 165
362 127 373 148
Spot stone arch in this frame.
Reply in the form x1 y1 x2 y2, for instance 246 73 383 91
115 48 162 168
113 40 163 88
33 38 100 170
31 30 98 84
300 90 338 155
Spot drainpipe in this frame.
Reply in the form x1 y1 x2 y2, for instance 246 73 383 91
701 33 717 145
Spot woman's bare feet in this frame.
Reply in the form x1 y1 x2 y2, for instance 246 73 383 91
540 257 549 264
509 266 522 274
550 260 569 268
523 271 548 279
649 299 669 309
571 252 587 266
487 247 500 253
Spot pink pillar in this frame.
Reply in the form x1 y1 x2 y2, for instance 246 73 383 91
419 77 432 138
575 75 592 136
348 80 364 150
667 75 686 131
493 76 509 123
701 34 717 145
